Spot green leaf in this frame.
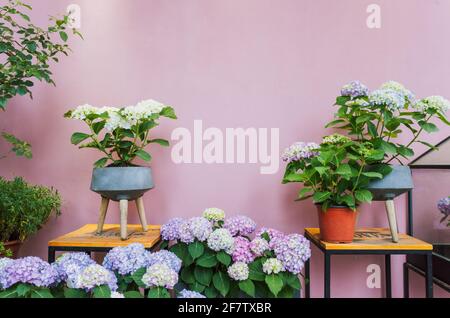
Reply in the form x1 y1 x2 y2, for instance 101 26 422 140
248 260 265 281
94 157 108 168
71 132 90 145
204 286 218 298
149 139 169 147
361 172 383 179
17 86 28 96
170 243 193 266
131 267 147 288
0 288 18 298
335 163 352 176
147 287 170 298
30 288 54 298
189 281 206 293
213 271 230 297
196 251 218 268
194 267 213 286
297 187 312 199
265 274 284 297
59 31 68 42
397 146 414 158
278 286 295 298
124 291 143 298
92 285 111 298
160 106 177 119
325 119 345 128
92 121 106 134
419 122 439 133
312 191 332 203
16 284 31 297
340 194 355 208
314 166 328 176
239 279 255 297
367 121 378 138
380 141 397 154
188 241 204 260
135 149 152 162
216 251 232 266
417 140 438 150
180 266 195 284
284 273 301 290
63 288 88 298
355 189 373 203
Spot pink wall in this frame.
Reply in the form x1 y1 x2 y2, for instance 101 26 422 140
1 0 449 297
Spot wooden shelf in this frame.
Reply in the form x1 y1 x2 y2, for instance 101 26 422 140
305 227 433 251
48 224 161 248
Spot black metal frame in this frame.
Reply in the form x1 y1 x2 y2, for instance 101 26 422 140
404 137 450 296
304 231 434 298
48 239 161 263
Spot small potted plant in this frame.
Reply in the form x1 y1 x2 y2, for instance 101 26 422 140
282 134 389 243
64 99 176 239
0 177 61 258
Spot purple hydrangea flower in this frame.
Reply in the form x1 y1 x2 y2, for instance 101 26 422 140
341 80 369 98
0 257 61 289
255 227 285 249
282 142 320 163
188 217 213 242
224 215 256 236
274 234 311 274
55 252 96 280
179 221 195 243
161 217 184 241
438 197 450 223
369 88 406 111
147 250 182 273
232 236 255 264
249 237 269 256
103 243 151 275
178 289 206 298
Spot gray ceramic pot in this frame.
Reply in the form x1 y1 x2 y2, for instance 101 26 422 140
366 165 413 201
90 166 154 201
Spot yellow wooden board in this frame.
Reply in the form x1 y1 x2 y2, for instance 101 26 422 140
305 228 433 251
48 224 161 248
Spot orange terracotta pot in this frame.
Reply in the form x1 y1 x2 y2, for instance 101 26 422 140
317 205 358 243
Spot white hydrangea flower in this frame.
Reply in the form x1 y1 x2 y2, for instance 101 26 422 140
69 264 117 291
262 258 285 274
110 291 125 298
122 99 165 123
70 104 98 120
227 262 249 281
415 96 450 113
104 111 131 131
202 208 225 222
141 263 178 289
380 81 415 103
207 228 234 252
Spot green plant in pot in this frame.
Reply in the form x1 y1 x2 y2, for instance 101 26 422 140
64 100 176 240
326 80 450 241
0 177 61 257
282 134 390 243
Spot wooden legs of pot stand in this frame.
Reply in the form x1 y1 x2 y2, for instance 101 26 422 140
385 200 399 243
95 196 148 241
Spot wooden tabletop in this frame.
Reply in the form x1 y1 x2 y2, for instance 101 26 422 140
305 228 433 251
48 224 161 248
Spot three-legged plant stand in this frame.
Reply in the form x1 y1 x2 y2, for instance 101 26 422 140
96 196 148 240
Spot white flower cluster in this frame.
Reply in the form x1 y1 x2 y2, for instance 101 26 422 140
69 99 166 132
141 263 178 289
69 264 117 291
207 228 235 253
262 258 285 274
110 291 125 298
227 262 249 281
415 96 450 113
202 208 225 222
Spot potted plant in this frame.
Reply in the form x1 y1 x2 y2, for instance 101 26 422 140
0 177 61 258
64 100 176 240
326 81 450 241
282 134 390 243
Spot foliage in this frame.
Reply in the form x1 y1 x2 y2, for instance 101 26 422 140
0 132 31 159
326 81 450 164
0 177 61 241
0 242 12 257
64 100 177 167
0 0 81 158
283 135 391 210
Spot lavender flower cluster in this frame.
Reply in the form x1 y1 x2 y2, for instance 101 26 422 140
438 197 450 224
281 142 320 163
103 243 151 275
161 216 213 244
341 80 369 99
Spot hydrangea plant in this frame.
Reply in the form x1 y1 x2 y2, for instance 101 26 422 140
282 134 391 211
161 208 311 298
64 99 176 167
438 196 450 226
327 80 450 164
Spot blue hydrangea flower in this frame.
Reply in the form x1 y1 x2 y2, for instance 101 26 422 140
0 256 61 289
188 217 213 242
178 289 206 298
161 217 184 241
103 243 151 275
273 234 311 274
147 250 182 273
341 81 369 98
282 142 320 163
380 81 415 104
55 252 96 281
369 88 406 111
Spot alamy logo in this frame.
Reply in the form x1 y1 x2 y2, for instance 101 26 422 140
170 120 280 174
67 4 81 29
366 4 381 29
366 264 381 288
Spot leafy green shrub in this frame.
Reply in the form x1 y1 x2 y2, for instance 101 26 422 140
0 177 61 242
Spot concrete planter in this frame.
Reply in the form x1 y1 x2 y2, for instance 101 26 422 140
90 166 154 201
366 165 414 201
